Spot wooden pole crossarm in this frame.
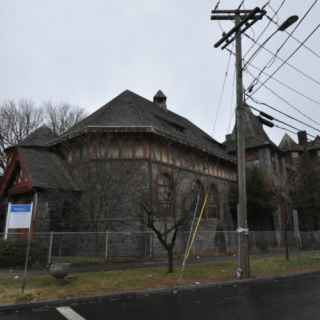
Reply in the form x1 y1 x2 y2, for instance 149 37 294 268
221 14 266 49
212 7 265 48
211 9 254 14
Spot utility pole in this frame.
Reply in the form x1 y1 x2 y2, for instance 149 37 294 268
211 6 266 278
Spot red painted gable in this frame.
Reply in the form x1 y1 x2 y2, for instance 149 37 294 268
0 149 32 197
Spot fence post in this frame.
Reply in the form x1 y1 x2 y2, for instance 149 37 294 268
105 231 110 261
149 233 153 258
21 229 32 293
47 231 54 266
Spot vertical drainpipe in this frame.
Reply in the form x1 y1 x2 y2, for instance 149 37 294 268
148 140 153 255
148 140 153 216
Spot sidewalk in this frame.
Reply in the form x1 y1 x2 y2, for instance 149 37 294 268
0 250 293 279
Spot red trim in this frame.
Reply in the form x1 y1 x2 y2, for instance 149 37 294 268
0 149 33 197
8 183 33 195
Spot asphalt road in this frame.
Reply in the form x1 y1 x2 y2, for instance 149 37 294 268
1 272 320 320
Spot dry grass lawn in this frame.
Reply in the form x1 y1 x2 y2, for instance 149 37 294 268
1 252 320 305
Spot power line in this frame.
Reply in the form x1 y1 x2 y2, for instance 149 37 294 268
245 61 320 107
252 22 320 95
266 15 320 60
244 33 320 91
252 81 320 127
272 0 318 59
274 124 313 137
246 94 320 134
213 48 233 135
247 0 319 89
249 104 317 137
227 68 236 133
243 0 284 58
225 47 320 110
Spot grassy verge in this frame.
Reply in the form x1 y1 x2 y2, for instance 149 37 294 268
1 252 320 305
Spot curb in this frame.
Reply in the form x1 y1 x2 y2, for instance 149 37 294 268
1 270 320 313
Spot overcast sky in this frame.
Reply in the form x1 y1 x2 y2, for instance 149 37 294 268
2 0 320 144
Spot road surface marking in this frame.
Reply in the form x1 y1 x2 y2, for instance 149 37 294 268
56 306 87 320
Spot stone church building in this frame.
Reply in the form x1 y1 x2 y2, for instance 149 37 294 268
225 106 320 232
0 90 237 237
1 89 319 244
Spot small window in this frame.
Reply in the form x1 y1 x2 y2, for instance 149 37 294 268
291 152 299 159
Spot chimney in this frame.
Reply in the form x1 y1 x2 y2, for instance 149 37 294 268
297 130 307 145
153 90 167 109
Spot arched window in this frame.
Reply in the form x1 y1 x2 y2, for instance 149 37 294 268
190 180 204 212
207 184 219 219
157 173 173 209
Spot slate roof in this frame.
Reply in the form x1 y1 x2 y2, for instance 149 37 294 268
51 90 234 163
278 134 303 152
224 106 278 152
306 136 320 151
18 147 79 191
18 125 57 147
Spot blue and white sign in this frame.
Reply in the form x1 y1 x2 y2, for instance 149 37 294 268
6 203 33 230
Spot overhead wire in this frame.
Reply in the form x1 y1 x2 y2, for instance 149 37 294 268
243 0 285 59
249 104 318 137
246 94 320 134
226 47 320 113
243 33 320 91
266 15 320 60
247 69 320 127
251 22 320 95
272 0 318 60
247 0 319 90
245 60 320 106
274 124 312 137
213 46 233 135
227 68 236 133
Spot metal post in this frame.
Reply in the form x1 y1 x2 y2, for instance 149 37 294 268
149 233 153 258
21 196 36 293
235 14 250 279
4 203 11 240
105 231 109 261
21 229 32 293
47 231 54 266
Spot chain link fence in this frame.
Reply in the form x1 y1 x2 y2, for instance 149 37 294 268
1 230 320 268
1 229 320 302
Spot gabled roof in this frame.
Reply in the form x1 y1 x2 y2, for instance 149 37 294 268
279 134 303 152
225 106 278 152
18 147 79 191
18 126 56 147
50 90 234 163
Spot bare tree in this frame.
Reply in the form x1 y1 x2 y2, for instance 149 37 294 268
43 101 86 135
0 99 86 173
140 170 194 273
0 100 43 172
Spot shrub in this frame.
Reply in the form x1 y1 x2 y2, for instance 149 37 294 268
0 238 47 268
